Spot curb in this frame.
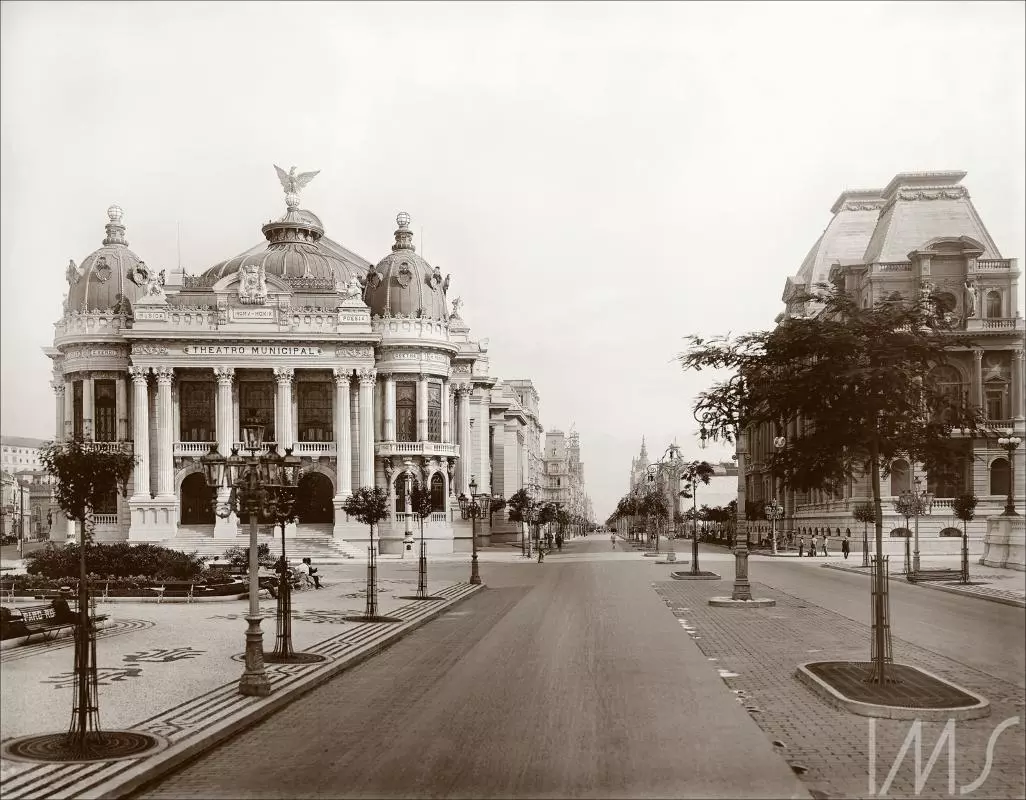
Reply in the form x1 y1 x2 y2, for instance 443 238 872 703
795 661 991 721
1 583 484 800
671 571 721 581
708 596 776 608
820 563 1026 609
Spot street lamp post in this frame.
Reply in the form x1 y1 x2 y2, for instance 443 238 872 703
765 499 783 556
997 436 1022 515
201 421 290 698
458 476 490 585
893 476 932 576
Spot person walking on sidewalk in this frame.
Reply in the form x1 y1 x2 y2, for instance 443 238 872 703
611 533 617 550
797 535 805 558
841 535 850 560
820 533 829 557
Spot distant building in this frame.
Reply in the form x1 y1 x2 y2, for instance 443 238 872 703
1 436 47 473
543 429 591 524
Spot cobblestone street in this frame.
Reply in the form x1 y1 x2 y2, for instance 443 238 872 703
654 578 1026 799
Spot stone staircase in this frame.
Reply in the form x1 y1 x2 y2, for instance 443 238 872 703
158 524 361 562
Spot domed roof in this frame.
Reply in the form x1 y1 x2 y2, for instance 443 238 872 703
202 202 360 285
66 205 149 313
364 212 449 320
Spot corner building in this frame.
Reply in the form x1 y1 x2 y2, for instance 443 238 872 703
46 186 513 556
744 171 1024 565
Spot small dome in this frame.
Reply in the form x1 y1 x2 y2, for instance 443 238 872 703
203 206 357 285
66 205 148 313
364 212 449 320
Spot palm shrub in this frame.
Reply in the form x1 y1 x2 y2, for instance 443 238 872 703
852 502 876 567
951 493 978 584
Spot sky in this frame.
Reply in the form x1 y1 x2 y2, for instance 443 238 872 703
1 1 1024 521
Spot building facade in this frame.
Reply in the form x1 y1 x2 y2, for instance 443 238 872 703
744 171 1024 561
1 437 46 474
45 175 539 556
542 428 591 524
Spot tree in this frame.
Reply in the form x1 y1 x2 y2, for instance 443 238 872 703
343 487 390 618
952 493 978 584
38 437 138 755
852 502 876 568
679 284 984 682
680 460 715 572
409 484 435 598
489 495 507 526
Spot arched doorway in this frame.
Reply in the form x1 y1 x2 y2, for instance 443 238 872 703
297 473 334 524
180 473 214 525
890 459 911 496
430 472 445 511
393 474 421 513
990 458 1010 497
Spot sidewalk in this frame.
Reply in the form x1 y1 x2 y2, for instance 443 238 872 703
821 557 1026 608
653 577 1025 800
0 565 482 799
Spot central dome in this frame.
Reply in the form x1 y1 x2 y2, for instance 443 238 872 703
202 205 362 285
364 212 448 320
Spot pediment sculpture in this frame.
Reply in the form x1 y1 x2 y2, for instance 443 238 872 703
238 263 268 305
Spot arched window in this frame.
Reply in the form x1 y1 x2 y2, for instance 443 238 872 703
430 472 445 511
990 457 1010 497
890 459 911 496
94 486 118 516
934 292 957 317
297 382 332 442
985 290 1002 319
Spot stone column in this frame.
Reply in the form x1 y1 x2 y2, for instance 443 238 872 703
357 368 376 487
130 367 151 500
274 367 294 450
82 375 95 440
1012 349 1025 420
214 368 235 455
383 373 396 442
213 367 238 538
441 379 451 443
332 368 353 499
456 383 472 495
973 349 984 411
116 374 128 441
52 381 65 443
155 366 175 499
64 379 74 440
417 373 429 441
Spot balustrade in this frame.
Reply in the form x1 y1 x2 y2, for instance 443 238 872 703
975 259 1012 270
174 441 215 456
376 441 459 457
92 514 118 526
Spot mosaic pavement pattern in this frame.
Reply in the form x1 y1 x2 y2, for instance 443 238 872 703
0 583 478 800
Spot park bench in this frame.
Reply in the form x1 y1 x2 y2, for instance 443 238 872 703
6 603 108 642
907 568 964 583
147 581 202 603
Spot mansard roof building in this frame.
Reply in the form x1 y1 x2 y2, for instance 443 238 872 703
44 172 544 557
745 171 1023 567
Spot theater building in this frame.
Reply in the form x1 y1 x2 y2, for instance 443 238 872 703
45 178 526 556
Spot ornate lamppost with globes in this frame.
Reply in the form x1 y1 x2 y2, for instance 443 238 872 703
997 436 1022 515
201 420 300 697
458 476 491 585
765 498 783 556
893 475 932 575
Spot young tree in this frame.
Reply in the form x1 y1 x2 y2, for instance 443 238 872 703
39 437 137 754
852 502 876 568
507 488 533 554
680 460 715 573
951 493 978 585
409 484 435 598
680 285 984 681
343 487 390 618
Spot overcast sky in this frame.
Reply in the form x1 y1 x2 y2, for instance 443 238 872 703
2 1 1024 520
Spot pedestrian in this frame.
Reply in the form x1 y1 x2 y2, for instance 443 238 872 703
841 535 850 560
797 535 805 558
556 534 563 552
820 534 829 557
610 533 617 550
807 535 816 557
303 557 322 589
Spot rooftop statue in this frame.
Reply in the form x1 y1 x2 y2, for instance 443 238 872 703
274 165 320 210
451 296 463 318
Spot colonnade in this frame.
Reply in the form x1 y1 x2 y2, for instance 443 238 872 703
53 365 481 510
